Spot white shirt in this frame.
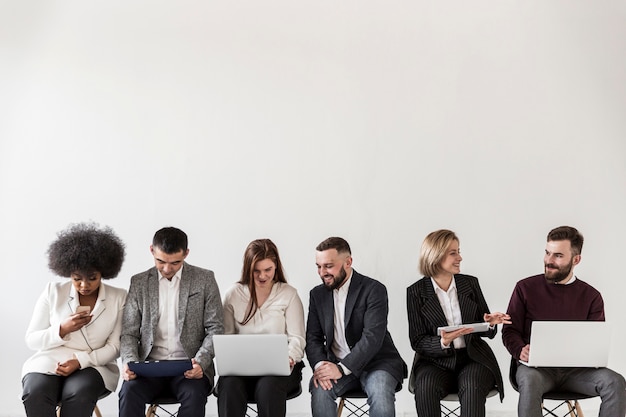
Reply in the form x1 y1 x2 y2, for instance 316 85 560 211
222 281 306 362
150 266 188 360
432 276 466 349
331 272 353 373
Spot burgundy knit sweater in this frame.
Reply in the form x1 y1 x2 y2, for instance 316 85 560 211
502 274 604 359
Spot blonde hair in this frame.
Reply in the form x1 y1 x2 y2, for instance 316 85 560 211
419 229 459 277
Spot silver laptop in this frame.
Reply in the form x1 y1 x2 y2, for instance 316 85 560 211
520 321 611 368
213 334 291 376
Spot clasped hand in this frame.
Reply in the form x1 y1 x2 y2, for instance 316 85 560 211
313 361 343 390
56 358 80 376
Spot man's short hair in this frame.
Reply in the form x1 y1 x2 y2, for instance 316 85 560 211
547 226 584 256
419 229 459 278
153 227 188 254
316 237 351 255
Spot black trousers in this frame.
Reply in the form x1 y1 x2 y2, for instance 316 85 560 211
217 362 303 417
22 368 109 417
118 374 212 417
413 349 495 417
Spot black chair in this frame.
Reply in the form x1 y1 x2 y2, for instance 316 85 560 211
213 373 303 417
439 389 499 417
337 384 403 417
509 358 595 417
56 403 103 417
146 395 179 417
243 383 302 417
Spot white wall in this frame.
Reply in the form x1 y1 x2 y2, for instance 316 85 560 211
1 1 625 416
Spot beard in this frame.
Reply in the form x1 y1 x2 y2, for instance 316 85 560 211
544 259 574 283
321 265 348 291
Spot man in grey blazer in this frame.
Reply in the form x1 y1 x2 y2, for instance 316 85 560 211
306 237 407 417
119 227 224 417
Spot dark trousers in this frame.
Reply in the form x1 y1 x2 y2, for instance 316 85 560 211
22 368 109 417
413 350 495 417
119 374 212 417
217 362 303 417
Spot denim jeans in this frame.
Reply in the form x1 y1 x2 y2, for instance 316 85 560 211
310 369 398 417
516 365 626 417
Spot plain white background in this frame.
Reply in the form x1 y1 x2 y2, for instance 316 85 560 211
1 1 625 416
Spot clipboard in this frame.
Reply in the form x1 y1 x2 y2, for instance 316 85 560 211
128 359 193 377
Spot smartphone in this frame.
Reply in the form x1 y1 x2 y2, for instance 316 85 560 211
76 305 91 314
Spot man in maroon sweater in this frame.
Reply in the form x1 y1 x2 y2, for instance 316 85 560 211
502 226 626 417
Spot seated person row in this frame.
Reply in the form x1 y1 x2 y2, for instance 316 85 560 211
22 224 625 417
408 226 626 417
19 227 406 417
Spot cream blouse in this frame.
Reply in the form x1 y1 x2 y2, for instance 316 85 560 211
222 282 306 363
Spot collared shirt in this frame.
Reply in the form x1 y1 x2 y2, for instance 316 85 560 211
331 271 353 361
432 276 466 349
561 275 577 285
149 265 188 360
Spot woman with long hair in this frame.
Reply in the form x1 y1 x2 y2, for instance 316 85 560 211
218 238 305 417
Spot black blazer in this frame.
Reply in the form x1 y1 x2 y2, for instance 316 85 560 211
406 274 504 400
306 270 407 392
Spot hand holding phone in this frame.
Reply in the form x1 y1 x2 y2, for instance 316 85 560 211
76 305 91 314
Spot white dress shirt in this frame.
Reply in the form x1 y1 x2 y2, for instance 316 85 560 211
150 266 188 360
331 272 353 361
432 276 466 349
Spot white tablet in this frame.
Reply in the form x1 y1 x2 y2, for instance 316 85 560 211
437 322 490 336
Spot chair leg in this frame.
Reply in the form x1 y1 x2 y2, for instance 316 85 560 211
440 401 461 417
573 400 584 417
146 404 157 417
337 397 345 417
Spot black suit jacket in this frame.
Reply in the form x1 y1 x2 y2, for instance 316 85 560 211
306 270 407 391
406 274 504 400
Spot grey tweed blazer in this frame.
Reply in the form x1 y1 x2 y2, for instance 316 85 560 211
120 262 224 383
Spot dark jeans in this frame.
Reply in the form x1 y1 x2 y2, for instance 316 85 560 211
119 374 212 417
217 361 303 417
22 368 109 417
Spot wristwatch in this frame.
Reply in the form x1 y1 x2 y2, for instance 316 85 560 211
337 363 345 376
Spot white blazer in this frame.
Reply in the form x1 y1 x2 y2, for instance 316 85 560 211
22 280 127 392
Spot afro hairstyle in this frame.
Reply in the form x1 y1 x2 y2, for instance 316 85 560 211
47 222 125 279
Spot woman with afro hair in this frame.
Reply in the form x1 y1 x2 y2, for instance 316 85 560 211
21 222 127 417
